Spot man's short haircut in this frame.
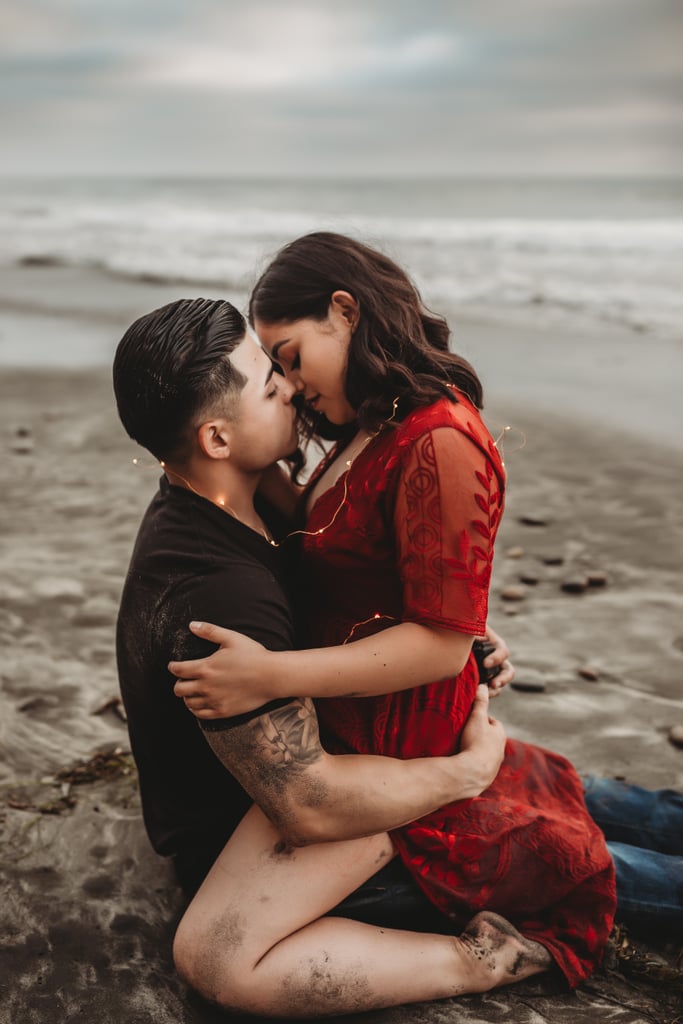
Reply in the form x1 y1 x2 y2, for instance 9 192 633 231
113 298 247 463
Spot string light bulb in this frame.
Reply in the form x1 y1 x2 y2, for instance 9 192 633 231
343 612 398 644
493 424 526 465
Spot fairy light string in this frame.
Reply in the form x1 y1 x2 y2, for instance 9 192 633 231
157 461 278 546
131 396 522 645
342 612 398 645
493 423 526 466
283 395 399 543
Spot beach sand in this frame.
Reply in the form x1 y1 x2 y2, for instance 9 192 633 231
1 265 682 1023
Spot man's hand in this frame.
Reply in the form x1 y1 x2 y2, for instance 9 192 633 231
455 684 506 797
481 624 514 696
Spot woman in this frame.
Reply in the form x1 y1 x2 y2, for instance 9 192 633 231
172 233 616 996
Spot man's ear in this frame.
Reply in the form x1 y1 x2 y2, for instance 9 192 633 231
196 419 232 461
330 290 359 329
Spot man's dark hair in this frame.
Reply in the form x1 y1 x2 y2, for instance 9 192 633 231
113 298 247 463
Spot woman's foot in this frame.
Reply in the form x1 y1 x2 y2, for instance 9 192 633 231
452 911 552 993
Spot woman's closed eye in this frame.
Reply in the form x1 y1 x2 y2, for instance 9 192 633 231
278 346 300 373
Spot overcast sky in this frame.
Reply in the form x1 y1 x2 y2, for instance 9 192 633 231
2 0 681 177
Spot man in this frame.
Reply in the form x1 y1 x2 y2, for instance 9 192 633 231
113 297 506 894
114 298 543 1016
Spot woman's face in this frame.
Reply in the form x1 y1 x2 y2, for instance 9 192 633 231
254 292 358 426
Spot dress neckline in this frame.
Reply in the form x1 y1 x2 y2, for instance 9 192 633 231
304 429 382 521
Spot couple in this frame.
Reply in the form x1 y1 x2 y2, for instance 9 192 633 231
114 233 677 1018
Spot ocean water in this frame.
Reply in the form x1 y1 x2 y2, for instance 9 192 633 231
1 175 682 351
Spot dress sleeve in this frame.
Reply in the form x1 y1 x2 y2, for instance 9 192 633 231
394 425 504 634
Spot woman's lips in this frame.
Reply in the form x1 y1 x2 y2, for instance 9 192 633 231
307 394 321 410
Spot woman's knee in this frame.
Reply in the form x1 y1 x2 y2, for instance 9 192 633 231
173 905 260 1009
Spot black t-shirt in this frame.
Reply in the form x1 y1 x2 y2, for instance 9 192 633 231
116 477 296 869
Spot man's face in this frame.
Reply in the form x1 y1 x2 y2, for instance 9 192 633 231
224 335 298 472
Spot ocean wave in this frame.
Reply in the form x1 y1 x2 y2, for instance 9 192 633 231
2 190 682 338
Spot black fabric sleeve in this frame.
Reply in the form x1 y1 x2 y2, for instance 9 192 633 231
161 560 299 731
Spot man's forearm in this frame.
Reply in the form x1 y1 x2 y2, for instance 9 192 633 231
288 749 488 844
202 696 500 847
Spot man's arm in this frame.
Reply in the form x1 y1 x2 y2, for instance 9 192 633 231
200 686 504 847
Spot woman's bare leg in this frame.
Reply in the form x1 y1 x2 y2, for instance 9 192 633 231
173 805 551 1018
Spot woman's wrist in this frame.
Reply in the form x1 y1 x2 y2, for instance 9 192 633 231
265 649 307 701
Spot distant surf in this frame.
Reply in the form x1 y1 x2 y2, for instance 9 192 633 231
2 175 682 344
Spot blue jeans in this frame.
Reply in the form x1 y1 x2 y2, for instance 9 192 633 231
332 777 683 937
582 775 683 934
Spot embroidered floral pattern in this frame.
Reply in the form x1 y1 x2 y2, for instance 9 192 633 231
299 395 616 988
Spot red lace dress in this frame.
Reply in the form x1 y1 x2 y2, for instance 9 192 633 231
298 394 616 988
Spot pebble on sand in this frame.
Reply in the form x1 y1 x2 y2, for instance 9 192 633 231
505 546 525 558
560 576 589 594
538 553 565 566
578 666 600 681
587 570 609 587
519 572 540 585
10 438 35 455
511 671 547 693
668 725 683 749
518 514 552 527
501 584 527 601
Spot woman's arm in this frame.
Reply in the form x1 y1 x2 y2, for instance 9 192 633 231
171 619 473 719
171 620 514 720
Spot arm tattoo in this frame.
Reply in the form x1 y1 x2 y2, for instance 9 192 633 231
203 698 329 828
247 701 322 767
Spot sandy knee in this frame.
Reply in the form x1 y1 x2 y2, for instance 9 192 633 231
174 907 253 1005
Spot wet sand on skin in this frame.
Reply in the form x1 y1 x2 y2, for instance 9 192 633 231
1 268 682 1022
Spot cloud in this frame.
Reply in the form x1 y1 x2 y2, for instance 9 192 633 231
1 0 681 176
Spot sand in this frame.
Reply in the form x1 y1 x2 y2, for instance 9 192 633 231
1 264 682 1023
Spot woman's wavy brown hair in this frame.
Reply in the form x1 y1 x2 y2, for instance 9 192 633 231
248 232 483 437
